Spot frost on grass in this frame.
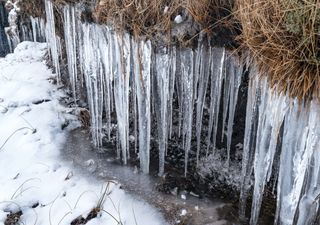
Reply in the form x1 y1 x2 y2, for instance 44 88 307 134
0 41 168 225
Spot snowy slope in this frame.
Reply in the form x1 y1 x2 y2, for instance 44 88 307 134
0 41 168 225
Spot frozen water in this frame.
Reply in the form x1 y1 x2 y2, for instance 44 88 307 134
240 71 320 225
45 0 61 82
134 40 152 173
63 5 78 100
34 3 320 224
154 47 170 176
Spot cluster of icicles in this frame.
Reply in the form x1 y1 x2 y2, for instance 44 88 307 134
6 1 320 224
59 3 243 177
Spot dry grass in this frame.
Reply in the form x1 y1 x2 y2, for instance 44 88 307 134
17 0 45 18
236 0 320 101
186 0 234 33
94 0 180 39
94 0 236 44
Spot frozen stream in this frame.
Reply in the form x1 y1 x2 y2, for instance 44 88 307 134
62 128 238 225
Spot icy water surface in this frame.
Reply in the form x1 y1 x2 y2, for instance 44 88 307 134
62 128 238 225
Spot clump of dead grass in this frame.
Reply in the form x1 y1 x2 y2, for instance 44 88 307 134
236 0 320 101
94 0 236 45
94 0 179 39
186 0 234 33
17 0 45 18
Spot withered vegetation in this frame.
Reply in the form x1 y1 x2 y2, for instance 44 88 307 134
17 0 45 18
236 0 320 101
93 0 237 45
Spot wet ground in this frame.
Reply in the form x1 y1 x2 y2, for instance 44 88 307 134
62 128 239 225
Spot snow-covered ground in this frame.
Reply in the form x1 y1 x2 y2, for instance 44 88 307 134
0 42 168 225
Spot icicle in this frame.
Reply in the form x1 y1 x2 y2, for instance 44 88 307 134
168 46 176 139
225 55 243 167
101 27 112 140
239 70 260 220
45 0 61 82
180 48 194 176
241 70 320 225
63 5 78 101
81 24 105 147
176 49 184 139
250 78 288 225
30 16 38 42
130 37 138 153
154 47 170 176
206 47 225 155
30 16 46 42
134 40 151 174
221 57 229 143
195 40 210 165
20 24 32 42
131 67 138 153
295 102 320 225
275 99 320 225
5 1 20 52
113 32 131 164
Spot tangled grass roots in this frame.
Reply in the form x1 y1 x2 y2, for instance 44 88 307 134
236 0 320 101
94 0 235 42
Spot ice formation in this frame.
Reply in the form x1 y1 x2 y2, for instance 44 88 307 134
44 0 61 82
8 1 320 224
55 4 244 175
4 0 20 52
240 73 320 225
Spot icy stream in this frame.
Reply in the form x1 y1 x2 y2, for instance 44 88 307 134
5 1 320 224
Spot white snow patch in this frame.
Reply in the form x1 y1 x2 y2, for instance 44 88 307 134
174 15 183 24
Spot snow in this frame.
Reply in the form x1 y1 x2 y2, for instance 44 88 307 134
174 15 183 24
0 42 168 225
180 209 187 216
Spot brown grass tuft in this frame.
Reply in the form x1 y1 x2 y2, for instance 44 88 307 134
18 0 45 18
94 0 179 39
236 0 320 101
93 0 236 45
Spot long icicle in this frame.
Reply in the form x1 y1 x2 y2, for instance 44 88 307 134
134 40 151 173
